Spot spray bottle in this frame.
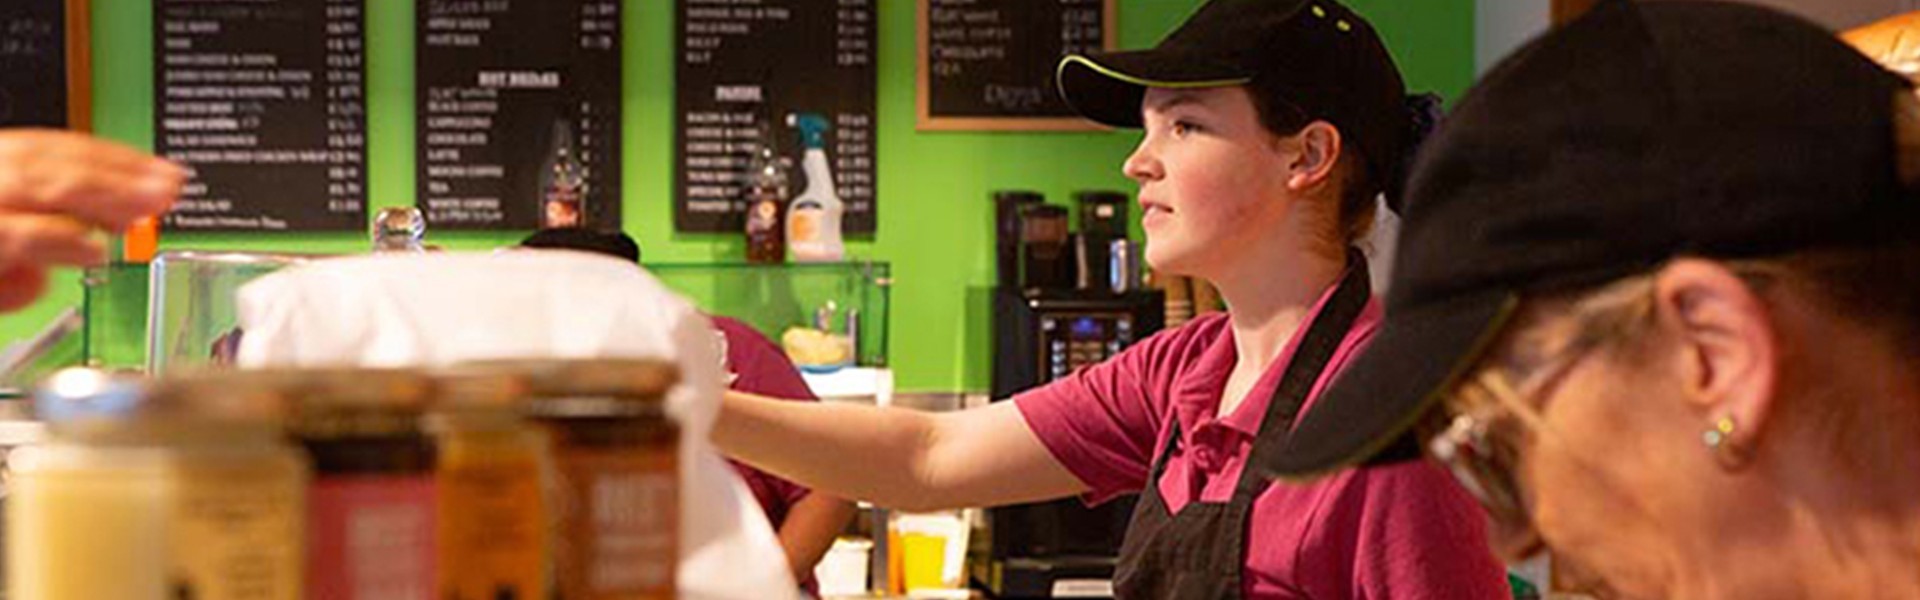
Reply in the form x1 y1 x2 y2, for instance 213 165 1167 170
785 113 845 262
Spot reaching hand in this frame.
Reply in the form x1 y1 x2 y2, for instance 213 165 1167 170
0 129 184 312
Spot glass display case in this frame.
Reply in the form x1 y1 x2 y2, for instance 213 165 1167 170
82 252 321 374
647 261 892 368
74 254 892 374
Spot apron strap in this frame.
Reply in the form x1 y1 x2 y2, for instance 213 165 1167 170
1236 252 1372 496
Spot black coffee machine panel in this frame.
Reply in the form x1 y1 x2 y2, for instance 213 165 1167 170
985 190 1163 599
991 294 1162 400
1041 311 1132 381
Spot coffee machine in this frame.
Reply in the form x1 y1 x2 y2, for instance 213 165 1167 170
983 191 1163 599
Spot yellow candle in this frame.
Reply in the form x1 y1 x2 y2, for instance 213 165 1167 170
8 447 172 600
9 369 308 600
8 430 307 600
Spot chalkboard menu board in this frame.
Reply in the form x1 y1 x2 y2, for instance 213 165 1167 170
0 0 82 130
918 0 1115 131
675 0 878 234
154 0 367 232
417 0 621 231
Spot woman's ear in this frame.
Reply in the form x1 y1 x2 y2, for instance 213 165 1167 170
1651 259 1779 468
1285 121 1344 192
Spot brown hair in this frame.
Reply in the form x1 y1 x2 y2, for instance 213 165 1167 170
1246 85 1381 248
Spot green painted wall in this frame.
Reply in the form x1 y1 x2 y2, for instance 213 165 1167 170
1 0 1474 392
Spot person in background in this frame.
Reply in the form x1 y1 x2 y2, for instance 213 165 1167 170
710 0 1509 597
0 129 183 312
516 228 857 590
1261 3 1920 599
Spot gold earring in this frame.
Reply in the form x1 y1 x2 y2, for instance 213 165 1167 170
1701 416 1736 449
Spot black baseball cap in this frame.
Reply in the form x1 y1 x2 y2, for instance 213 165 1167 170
520 228 641 264
1261 0 1920 479
1056 0 1409 197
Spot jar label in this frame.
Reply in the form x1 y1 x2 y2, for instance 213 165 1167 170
554 448 677 599
173 463 306 600
308 476 438 600
8 466 172 599
439 437 550 600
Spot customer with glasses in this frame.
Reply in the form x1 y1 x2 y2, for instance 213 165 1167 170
1258 2 1920 598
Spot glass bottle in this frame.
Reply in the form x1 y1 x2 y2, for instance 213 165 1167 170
743 131 788 263
371 207 427 253
540 120 588 229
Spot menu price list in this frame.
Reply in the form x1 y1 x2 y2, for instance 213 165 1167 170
0 0 67 128
675 0 877 233
154 0 368 232
925 0 1106 119
417 0 622 230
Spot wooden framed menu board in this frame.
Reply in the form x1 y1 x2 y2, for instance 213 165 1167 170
674 0 878 233
917 0 1116 131
0 0 90 131
416 0 623 231
154 0 369 232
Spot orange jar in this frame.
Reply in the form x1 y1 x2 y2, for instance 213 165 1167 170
428 367 552 600
498 359 680 600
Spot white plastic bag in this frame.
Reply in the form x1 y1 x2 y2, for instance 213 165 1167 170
235 251 801 600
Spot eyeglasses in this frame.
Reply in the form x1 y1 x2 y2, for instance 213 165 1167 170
1426 338 1596 559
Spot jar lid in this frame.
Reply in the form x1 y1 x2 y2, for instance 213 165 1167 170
291 368 432 413
286 368 433 438
429 364 532 411
34 367 294 424
460 358 677 419
32 368 146 422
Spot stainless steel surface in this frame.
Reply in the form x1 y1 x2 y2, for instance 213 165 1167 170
1107 239 1139 294
844 307 860 363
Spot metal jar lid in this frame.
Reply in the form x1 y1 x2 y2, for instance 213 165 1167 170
34 367 296 424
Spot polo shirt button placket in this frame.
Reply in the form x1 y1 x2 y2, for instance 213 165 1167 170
1191 443 1223 473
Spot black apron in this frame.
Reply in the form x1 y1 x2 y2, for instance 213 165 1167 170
1112 257 1371 600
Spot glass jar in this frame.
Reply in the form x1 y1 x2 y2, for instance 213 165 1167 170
289 368 437 600
9 368 307 600
491 359 680 600
427 366 552 600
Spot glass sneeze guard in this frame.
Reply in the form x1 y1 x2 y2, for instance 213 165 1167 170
646 260 891 368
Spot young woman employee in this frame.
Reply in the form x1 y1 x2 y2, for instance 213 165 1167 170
715 0 1506 597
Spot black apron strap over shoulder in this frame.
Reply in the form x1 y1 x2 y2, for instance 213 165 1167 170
1113 252 1373 600
1238 254 1371 496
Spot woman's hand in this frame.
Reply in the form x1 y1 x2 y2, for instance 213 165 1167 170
0 129 184 311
